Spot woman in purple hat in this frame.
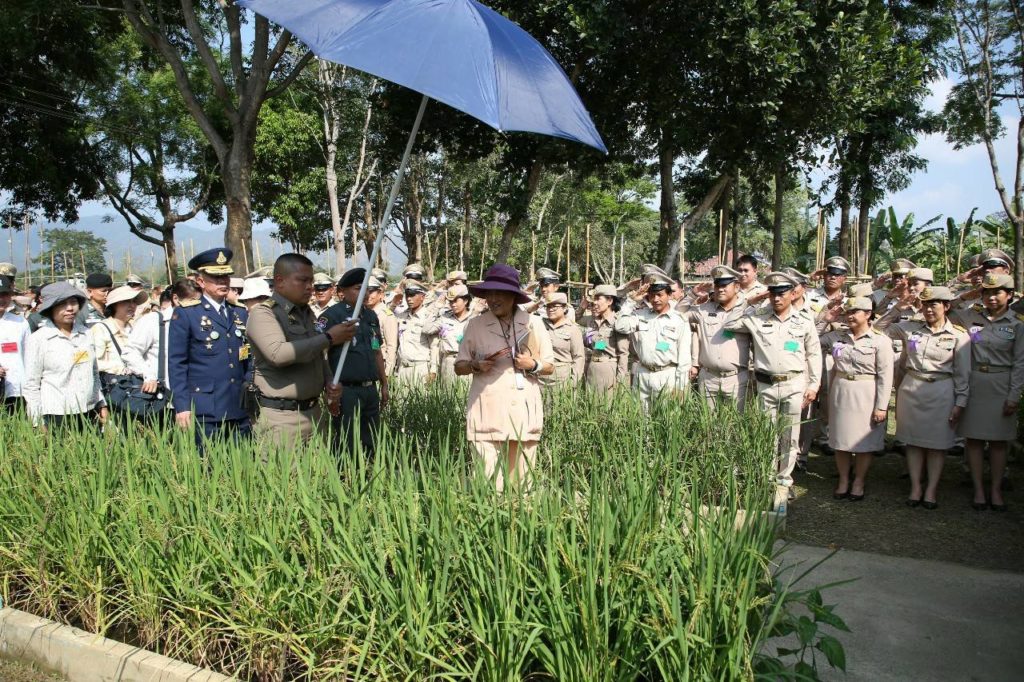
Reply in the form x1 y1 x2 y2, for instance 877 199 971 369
455 264 554 491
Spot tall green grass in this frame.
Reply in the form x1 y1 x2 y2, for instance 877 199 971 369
0 387 845 680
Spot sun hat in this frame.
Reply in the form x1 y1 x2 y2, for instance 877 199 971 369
229 277 245 290
468 264 531 304
238 278 272 301
37 282 87 316
105 285 149 312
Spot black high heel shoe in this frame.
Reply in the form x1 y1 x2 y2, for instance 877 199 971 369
906 496 922 508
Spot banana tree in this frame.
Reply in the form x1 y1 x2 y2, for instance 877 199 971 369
869 206 943 273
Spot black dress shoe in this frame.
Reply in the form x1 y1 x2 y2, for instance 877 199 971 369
834 491 850 500
990 503 1007 512
922 500 938 510
971 501 989 511
906 497 922 508
848 492 866 502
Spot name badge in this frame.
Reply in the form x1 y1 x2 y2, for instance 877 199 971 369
72 350 90 365
722 330 735 340
655 341 671 352
0 342 17 353
594 340 608 351
371 339 381 350
783 340 800 352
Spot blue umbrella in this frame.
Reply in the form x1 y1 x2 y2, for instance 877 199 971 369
237 0 606 385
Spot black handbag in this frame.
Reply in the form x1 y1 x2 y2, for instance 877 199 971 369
99 316 172 418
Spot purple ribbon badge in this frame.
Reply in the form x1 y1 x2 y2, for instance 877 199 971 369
908 334 920 353
584 329 597 345
969 325 983 343
831 342 845 359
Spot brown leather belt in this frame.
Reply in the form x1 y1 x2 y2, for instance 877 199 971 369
906 369 951 383
640 361 677 372
975 364 1011 373
754 370 802 385
838 373 874 381
257 394 318 411
702 367 743 378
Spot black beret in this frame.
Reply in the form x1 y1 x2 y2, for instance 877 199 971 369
337 268 367 289
85 273 113 288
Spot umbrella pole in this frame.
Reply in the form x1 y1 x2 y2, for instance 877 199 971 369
333 94 430 385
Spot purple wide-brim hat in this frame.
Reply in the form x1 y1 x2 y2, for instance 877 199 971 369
468 264 532 305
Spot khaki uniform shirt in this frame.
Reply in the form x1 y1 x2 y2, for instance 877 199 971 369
951 304 1024 401
723 306 822 390
820 328 895 411
91 318 133 375
309 300 335 320
887 319 971 406
543 317 585 379
687 301 751 373
614 302 691 382
397 306 433 365
372 302 399 376
423 310 473 372
247 292 331 401
737 281 768 303
583 314 629 378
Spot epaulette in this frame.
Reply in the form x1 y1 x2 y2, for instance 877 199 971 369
1015 313 1024 324
380 306 394 316
229 302 246 309
179 299 201 308
261 299 277 308
972 303 984 312
953 324 966 333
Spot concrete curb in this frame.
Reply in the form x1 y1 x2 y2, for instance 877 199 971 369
0 607 234 682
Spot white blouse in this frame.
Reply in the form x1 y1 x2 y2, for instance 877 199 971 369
24 324 105 422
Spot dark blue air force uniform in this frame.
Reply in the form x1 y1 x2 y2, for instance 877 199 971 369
168 248 252 447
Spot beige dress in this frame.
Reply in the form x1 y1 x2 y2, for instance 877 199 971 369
457 309 554 443
423 310 473 383
951 305 1024 441
820 328 894 453
887 320 970 449
91 318 132 375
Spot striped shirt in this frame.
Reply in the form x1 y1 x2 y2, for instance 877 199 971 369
23 323 105 422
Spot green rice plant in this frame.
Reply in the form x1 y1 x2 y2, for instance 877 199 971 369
0 384 846 681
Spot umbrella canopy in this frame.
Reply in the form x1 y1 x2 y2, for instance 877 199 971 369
237 0 606 152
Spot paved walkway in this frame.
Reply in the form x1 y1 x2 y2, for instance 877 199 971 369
773 543 1024 681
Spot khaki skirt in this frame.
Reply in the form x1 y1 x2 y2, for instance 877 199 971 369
958 370 1017 441
828 375 885 453
895 374 957 450
585 359 618 392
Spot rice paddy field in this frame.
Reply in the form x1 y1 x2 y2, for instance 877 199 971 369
0 385 847 680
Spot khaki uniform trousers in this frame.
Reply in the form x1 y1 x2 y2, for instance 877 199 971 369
636 365 680 409
397 360 430 383
698 368 749 412
472 440 539 492
756 375 807 487
584 358 618 392
254 404 323 452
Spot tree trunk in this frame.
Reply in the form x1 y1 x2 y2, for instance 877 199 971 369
731 169 741 262
163 228 178 281
857 201 871 275
495 160 543 262
223 141 255 273
662 174 731 272
656 131 676 264
772 164 785 270
838 188 851 262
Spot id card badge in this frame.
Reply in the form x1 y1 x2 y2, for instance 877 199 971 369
0 342 17 353
783 340 800 352
371 338 381 350
71 350 90 365
594 340 608 351
655 341 671 352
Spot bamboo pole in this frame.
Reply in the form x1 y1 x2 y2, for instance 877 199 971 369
531 230 537 279
50 251 54 282
24 213 31 288
6 214 12 263
479 227 488 280
620 235 625 285
584 223 591 288
566 223 572 282
80 250 86 276
554 230 566 275
718 208 726 262
241 240 250 275
254 239 263 270
165 246 173 284
862 216 871 276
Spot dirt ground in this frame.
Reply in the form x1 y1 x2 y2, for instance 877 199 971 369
784 446 1024 573
0 660 62 682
